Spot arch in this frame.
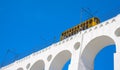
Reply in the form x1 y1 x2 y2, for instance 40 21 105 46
80 35 115 70
94 45 116 70
30 60 45 70
49 50 72 70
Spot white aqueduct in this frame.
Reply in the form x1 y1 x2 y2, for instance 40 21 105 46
1 14 120 70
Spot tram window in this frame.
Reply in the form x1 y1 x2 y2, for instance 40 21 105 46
74 27 76 31
70 31 72 35
94 18 100 24
86 21 88 29
67 30 69 34
62 36 64 38
78 27 81 31
79 25 80 28
62 36 64 39
81 24 83 29
89 19 92 27
94 18 98 23
66 31 68 34
80 27 82 31
62 33 64 36
75 27 77 31
66 35 68 38
88 23 91 27
82 23 84 27
72 32 74 35
74 31 76 34
72 28 74 32
84 23 86 29
77 25 79 29
72 28 74 31
75 31 77 33
83 23 85 30
69 34 71 37
81 24 83 30
89 19 92 23
64 32 66 36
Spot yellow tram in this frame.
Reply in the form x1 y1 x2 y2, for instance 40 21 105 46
60 17 100 40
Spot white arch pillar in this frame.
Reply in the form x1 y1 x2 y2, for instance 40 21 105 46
114 52 120 70
114 38 120 70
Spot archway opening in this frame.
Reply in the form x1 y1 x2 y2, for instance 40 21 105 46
94 45 116 70
80 36 116 70
30 60 45 70
63 59 71 70
49 50 71 70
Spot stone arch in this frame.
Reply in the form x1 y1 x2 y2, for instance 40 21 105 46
80 35 116 70
30 60 45 70
49 50 72 70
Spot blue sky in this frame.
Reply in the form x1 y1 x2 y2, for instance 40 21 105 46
0 0 120 69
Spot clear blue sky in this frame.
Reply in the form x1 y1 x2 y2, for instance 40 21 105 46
0 0 120 70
